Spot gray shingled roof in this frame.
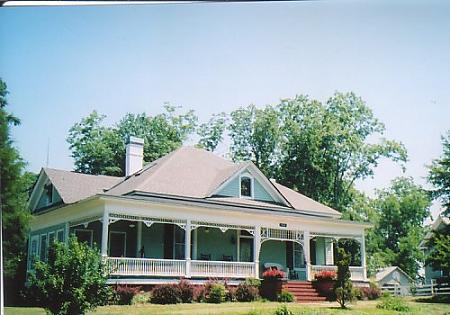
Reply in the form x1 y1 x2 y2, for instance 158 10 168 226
273 182 341 216
107 147 244 198
43 168 123 204
42 146 342 217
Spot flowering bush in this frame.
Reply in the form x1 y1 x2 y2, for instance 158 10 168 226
262 269 285 280
314 270 337 281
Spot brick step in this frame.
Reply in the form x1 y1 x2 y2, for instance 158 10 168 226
287 290 319 295
286 289 317 293
285 285 315 289
296 297 327 302
285 287 317 291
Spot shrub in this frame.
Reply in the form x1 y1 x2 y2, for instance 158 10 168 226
277 290 294 302
244 278 261 287
225 286 237 302
314 270 337 281
274 305 293 315
151 284 181 304
207 283 226 303
376 296 410 312
177 279 194 303
334 248 356 308
28 237 111 315
262 269 285 280
131 292 150 305
114 285 142 305
359 286 381 300
236 283 260 302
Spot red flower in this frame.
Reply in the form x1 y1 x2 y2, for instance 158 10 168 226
262 269 285 279
314 270 336 281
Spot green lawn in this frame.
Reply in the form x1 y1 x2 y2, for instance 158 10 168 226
6 299 450 315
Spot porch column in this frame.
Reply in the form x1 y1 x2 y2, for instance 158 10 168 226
304 231 311 281
185 220 191 278
361 233 367 281
101 210 109 257
253 225 261 278
192 228 197 260
325 238 334 265
136 221 142 257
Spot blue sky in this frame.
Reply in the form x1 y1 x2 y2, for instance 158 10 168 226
1 1 449 217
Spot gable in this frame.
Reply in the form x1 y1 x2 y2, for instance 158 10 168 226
29 170 64 213
214 168 282 203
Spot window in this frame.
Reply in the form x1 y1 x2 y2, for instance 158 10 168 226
56 229 65 242
44 183 53 204
173 227 185 259
40 234 48 261
239 230 254 262
48 232 55 245
240 176 252 198
74 229 93 247
29 235 39 270
293 243 305 269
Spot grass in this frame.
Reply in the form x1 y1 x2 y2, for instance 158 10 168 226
6 298 450 315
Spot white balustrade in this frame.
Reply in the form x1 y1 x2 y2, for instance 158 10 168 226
191 260 255 278
107 257 186 277
310 265 365 281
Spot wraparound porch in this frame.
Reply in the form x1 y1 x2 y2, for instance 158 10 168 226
70 211 367 282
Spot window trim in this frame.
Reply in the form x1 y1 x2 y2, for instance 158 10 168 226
239 174 254 199
40 233 48 261
56 229 65 243
293 242 305 269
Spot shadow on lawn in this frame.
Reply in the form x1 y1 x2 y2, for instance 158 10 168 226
415 295 450 304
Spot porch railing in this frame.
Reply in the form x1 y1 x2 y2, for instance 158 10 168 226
310 265 366 281
191 260 255 278
107 257 186 277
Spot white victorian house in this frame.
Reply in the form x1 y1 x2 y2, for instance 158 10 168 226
27 137 370 285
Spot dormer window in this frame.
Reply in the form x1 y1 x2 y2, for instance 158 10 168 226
44 183 53 205
240 176 253 198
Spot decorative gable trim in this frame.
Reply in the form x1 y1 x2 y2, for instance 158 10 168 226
209 162 291 207
28 168 63 213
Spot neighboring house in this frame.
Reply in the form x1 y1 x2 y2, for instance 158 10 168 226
375 266 413 296
27 137 370 285
420 215 450 284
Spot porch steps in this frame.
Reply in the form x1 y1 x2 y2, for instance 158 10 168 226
283 281 327 302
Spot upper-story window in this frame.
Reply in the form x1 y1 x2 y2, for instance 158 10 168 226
240 176 253 198
44 183 53 204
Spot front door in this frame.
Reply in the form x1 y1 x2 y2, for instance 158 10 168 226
109 231 126 257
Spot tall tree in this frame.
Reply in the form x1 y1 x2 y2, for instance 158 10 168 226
67 104 197 176
428 131 450 216
227 92 407 212
0 78 33 304
197 112 227 152
370 177 431 278
228 104 280 177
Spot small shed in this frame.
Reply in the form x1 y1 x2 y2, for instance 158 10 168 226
375 266 413 296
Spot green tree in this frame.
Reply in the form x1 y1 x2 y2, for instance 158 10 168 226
226 92 406 212
28 237 111 315
334 247 356 308
428 131 450 216
278 92 407 211
425 225 450 277
228 104 280 177
370 177 431 278
67 104 197 176
197 112 227 152
0 78 34 304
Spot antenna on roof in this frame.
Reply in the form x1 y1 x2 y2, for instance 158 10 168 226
46 138 50 167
